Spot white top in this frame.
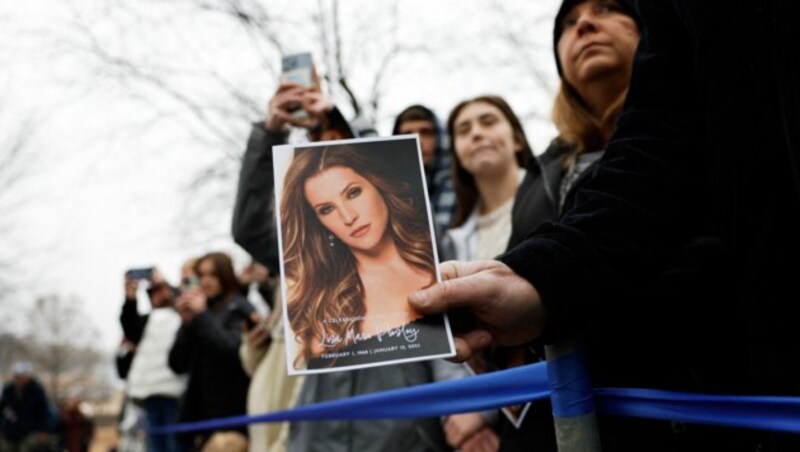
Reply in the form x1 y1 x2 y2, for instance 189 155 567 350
475 197 515 261
127 308 187 400
444 169 525 262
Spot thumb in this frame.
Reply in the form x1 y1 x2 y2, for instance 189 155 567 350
409 275 472 314
409 260 500 314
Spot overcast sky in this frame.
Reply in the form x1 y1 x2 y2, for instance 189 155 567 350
0 0 561 350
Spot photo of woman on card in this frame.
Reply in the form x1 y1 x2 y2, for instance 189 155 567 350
276 138 453 373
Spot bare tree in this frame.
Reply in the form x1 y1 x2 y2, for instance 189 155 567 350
0 109 38 305
0 333 30 376
50 0 434 248
47 0 559 247
24 294 102 401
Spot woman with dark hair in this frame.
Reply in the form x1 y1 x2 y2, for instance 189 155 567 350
436 95 534 451
441 95 533 263
169 251 254 449
280 143 450 369
392 105 455 233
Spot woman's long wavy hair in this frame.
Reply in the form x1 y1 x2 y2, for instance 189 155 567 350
551 82 629 167
447 95 533 228
551 0 641 167
280 144 435 364
194 252 239 304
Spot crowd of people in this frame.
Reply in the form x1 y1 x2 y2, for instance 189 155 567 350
7 0 797 450
115 255 273 452
0 362 93 452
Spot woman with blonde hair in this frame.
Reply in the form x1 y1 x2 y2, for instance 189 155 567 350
507 0 642 251
280 143 449 369
497 1 741 450
494 1 642 450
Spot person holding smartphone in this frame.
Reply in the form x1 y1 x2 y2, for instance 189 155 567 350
119 267 186 452
169 252 254 449
232 58 454 451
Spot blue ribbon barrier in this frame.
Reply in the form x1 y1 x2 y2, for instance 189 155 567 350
153 361 551 434
597 388 800 434
153 361 800 435
547 350 595 418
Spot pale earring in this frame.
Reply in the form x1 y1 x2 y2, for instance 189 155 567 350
328 234 335 247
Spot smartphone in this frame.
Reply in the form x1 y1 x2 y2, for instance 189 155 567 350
126 267 153 281
280 52 314 87
231 304 258 330
280 52 315 119
181 275 200 292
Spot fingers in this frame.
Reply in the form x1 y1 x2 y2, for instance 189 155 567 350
460 426 499 452
150 269 165 284
246 323 271 348
444 413 485 447
304 92 334 116
409 260 503 314
124 276 137 297
181 291 206 313
438 260 461 281
267 84 334 131
274 81 304 93
450 331 492 363
265 86 309 130
443 418 463 447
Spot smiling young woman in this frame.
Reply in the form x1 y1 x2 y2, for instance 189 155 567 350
441 95 533 262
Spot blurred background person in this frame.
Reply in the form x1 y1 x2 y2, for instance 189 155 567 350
57 393 93 452
436 94 535 451
237 260 274 314
120 267 187 452
441 95 532 263
169 252 253 450
392 105 455 237
233 78 353 451
0 362 56 452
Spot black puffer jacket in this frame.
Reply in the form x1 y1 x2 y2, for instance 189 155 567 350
168 295 253 427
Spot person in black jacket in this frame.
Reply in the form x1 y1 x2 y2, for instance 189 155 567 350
392 105 456 236
169 252 254 450
231 81 453 451
411 1 800 451
0 362 54 451
495 1 642 450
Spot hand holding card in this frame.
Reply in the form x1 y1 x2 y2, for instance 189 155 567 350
273 136 455 374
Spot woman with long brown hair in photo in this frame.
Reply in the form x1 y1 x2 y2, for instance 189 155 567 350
280 143 449 369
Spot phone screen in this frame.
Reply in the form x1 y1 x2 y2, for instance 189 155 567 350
280 52 314 88
126 267 153 281
181 275 200 292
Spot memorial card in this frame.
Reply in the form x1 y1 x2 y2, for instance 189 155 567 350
273 135 455 375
